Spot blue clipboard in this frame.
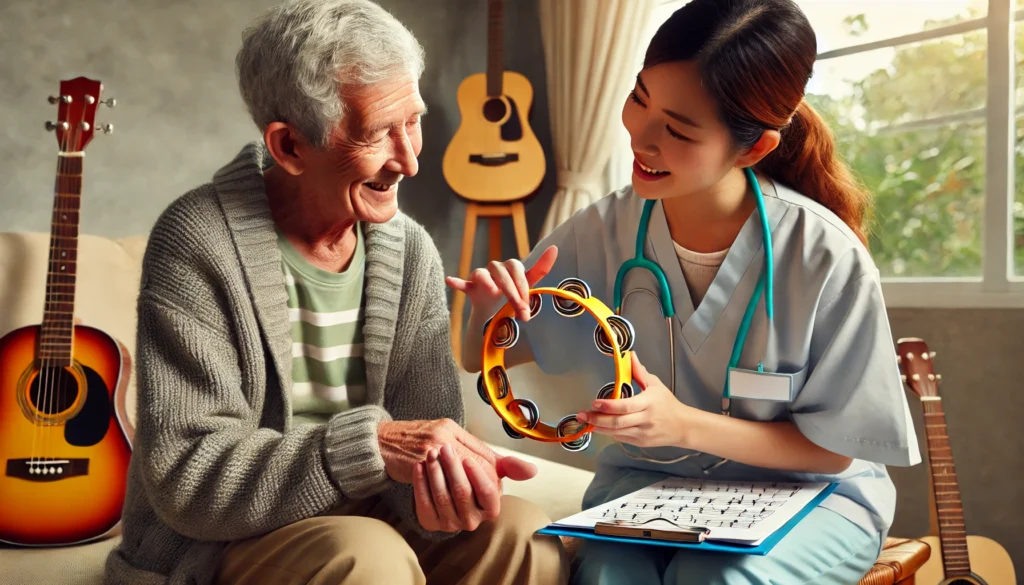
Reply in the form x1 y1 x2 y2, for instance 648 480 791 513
537 482 838 556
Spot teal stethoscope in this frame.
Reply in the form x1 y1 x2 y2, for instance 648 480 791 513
612 167 774 472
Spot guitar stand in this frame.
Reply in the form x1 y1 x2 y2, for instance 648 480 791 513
450 201 530 368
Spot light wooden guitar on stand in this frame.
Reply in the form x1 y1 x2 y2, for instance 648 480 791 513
0 77 133 547
443 0 546 366
896 338 1015 585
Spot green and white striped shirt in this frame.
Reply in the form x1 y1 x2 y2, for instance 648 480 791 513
278 226 367 426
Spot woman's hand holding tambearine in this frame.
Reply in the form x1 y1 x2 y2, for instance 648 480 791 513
577 352 697 449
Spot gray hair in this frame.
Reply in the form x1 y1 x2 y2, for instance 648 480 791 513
236 0 425 148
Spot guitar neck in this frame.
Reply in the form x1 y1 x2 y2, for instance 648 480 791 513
40 153 83 366
486 0 504 96
923 398 972 577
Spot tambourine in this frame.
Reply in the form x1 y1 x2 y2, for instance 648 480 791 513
477 278 636 452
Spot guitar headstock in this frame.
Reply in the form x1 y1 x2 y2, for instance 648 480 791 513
46 77 114 154
896 337 942 399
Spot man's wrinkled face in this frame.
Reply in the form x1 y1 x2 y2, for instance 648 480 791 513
301 73 425 224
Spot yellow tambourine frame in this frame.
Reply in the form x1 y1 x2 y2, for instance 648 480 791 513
478 278 635 452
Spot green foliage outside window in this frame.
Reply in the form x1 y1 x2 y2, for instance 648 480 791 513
804 13 1024 277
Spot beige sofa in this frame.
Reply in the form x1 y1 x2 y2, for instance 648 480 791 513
0 231 930 585
0 231 595 585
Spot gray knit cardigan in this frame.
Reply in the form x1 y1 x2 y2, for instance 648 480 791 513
103 142 464 585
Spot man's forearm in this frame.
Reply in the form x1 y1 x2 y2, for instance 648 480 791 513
681 410 852 474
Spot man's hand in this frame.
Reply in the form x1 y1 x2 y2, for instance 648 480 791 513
412 445 499 532
378 419 537 532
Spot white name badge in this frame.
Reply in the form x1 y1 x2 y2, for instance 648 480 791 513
727 368 796 402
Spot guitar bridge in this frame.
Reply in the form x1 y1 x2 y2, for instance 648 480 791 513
5 458 89 482
469 153 519 167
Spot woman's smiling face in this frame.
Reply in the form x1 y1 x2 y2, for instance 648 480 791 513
622 60 740 201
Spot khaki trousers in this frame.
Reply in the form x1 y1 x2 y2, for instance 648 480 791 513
214 494 569 585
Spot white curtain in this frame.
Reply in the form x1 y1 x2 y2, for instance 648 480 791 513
606 1 689 196
537 0 658 239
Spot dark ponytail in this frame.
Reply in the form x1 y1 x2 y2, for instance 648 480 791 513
759 101 870 244
645 0 871 246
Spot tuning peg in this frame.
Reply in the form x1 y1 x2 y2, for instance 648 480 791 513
935 374 942 381
927 374 934 381
44 121 68 131
896 355 901 364
47 95 71 104
100 97 116 107
96 123 114 134
911 373 920 381
906 352 915 361
929 351 936 358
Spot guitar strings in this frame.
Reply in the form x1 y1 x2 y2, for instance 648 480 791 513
38 120 59 469
32 107 70 470
37 96 85 473
32 114 58 468
48 124 67 469
40 110 69 470
53 99 87 469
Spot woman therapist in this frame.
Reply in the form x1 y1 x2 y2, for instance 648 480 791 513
448 0 920 583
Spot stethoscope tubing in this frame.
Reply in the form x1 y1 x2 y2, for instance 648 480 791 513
612 167 774 470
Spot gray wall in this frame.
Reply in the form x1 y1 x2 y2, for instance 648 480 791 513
2 0 1022 573
0 0 555 273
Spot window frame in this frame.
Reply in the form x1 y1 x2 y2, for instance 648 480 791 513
634 0 1024 308
813 0 1023 308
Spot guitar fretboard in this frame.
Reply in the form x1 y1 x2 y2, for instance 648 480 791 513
486 0 504 96
923 399 972 577
39 153 83 365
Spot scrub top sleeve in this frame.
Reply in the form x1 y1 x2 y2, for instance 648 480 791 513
789 272 922 467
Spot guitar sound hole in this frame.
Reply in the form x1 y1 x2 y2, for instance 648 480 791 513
483 98 507 123
29 367 80 416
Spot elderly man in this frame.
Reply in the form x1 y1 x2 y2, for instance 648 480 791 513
103 1 568 584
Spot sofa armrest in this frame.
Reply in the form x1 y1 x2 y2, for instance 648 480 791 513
488 444 595 523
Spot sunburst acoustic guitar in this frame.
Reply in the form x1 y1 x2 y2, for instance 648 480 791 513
0 77 133 547
896 338 1015 585
442 0 546 202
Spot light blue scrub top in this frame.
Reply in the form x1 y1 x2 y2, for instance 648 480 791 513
514 179 921 539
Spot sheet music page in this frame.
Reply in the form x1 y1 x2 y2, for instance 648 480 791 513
551 478 831 545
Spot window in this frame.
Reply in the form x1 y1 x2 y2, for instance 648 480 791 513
608 0 1023 307
1014 0 1024 278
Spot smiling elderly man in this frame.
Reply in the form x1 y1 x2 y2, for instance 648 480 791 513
102 1 568 584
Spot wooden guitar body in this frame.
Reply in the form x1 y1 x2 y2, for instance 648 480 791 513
443 70 546 202
915 535 1016 585
0 324 132 547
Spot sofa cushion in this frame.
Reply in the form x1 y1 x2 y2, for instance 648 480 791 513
489 444 594 522
0 535 120 585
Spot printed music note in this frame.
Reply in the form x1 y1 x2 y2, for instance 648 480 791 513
561 478 831 546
